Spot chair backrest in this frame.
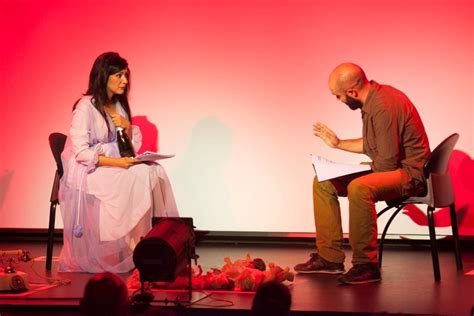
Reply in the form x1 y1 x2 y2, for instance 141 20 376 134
423 133 459 208
49 133 67 177
424 133 459 177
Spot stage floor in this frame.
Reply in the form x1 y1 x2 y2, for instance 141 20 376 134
0 241 473 315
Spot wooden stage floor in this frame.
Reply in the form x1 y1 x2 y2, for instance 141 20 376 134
0 241 473 315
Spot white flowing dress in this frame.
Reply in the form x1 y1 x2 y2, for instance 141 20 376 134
58 96 178 273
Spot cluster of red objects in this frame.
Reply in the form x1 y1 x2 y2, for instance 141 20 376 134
127 254 294 292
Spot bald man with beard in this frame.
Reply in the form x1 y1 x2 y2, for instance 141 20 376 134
294 63 430 284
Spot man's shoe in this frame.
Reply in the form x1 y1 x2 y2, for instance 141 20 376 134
338 263 381 284
294 253 345 274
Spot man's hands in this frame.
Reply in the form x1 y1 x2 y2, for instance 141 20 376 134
313 122 364 153
313 122 340 148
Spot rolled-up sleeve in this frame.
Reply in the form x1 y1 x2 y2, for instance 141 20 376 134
369 107 400 172
70 102 102 170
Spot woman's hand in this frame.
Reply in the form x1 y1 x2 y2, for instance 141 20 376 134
98 156 138 169
313 122 340 148
115 157 137 169
109 113 131 130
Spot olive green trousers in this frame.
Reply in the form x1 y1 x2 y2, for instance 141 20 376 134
313 169 408 264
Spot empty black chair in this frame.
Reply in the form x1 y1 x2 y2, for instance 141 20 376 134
377 133 463 281
46 133 67 271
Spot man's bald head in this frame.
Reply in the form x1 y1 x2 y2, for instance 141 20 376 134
328 63 368 95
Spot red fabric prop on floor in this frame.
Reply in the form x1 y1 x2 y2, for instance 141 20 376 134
126 254 294 292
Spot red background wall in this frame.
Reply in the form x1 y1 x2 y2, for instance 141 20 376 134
0 0 472 236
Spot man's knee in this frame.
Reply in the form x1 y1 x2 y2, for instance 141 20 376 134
347 178 374 201
314 178 336 195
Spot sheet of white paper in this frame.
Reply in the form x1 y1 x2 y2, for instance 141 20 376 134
135 151 175 162
311 154 371 182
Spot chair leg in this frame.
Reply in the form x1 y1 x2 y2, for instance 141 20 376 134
427 206 441 282
46 202 57 271
377 204 395 218
449 203 463 271
378 205 404 268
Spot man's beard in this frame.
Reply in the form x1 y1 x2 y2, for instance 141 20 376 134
344 95 363 110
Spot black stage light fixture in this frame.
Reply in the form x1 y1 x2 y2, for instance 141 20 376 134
132 217 197 305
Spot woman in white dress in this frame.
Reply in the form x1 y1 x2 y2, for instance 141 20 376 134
59 52 178 273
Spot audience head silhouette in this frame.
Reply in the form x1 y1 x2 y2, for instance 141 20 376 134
251 281 292 316
81 272 129 316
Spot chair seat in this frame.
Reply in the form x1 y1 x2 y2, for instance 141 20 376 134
385 191 431 208
403 194 431 205
385 197 408 207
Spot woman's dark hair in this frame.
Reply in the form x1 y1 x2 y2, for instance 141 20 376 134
74 52 132 133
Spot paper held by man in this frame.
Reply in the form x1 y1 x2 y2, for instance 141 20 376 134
311 154 371 182
135 151 175 162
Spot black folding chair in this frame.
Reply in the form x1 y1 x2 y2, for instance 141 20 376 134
46 133 67 271
377 133 463 281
